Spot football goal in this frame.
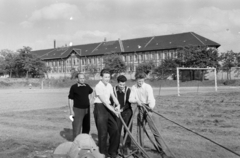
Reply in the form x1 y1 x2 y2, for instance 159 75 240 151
176 67 217 96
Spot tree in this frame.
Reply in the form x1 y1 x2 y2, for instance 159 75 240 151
16 46 34 78
30 57 48 78
177 45 220 68
177 45 220 80
85 64 98 80
135 60 155 76
0 49 18 78
70 67 78 79
153 58 181 80
103 53 127 78
219 50 238 80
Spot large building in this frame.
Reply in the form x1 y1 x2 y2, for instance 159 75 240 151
31 32 220 78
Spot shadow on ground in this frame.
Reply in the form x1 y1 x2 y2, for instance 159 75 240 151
60 128 73 141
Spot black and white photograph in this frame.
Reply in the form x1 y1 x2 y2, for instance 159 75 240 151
0 0 240 158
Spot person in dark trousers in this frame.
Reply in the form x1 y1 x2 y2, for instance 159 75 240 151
68 73 93 141
94 69 121 158
129 72 172 158
111 75 133 155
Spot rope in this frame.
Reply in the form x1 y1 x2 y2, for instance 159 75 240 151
145 105 240 158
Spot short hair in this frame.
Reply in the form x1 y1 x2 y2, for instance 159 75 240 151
135 72 146 79
117 75 127 83
100 69 110 77
77 73 85 78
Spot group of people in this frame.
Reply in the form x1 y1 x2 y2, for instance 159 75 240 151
68 69 170 158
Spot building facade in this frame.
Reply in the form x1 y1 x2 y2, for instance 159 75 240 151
31 32 220 79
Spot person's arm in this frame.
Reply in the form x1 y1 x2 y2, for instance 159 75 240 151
88 85 94 107
110 88 121 111
68 86 74 116
97 94 119 115
146 85 155 109
123 88 131 111
129 86 141 105
68 98 74 116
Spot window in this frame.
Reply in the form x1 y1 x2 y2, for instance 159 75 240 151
156 52 159 60
145 53 148 60
162 52 165 60
126 55 129 62
164 50 168 59
129 55 132 62
134 54 137 62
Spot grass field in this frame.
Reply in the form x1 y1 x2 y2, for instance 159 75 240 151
0 88 239 158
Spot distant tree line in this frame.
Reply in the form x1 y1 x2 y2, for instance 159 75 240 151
0 46 48 78
98 45 240 81
2 45 239 80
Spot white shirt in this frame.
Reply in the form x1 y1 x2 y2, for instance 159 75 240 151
94 81 113 104
129 82 155 109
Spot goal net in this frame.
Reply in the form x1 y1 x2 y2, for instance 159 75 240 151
176 67 217 96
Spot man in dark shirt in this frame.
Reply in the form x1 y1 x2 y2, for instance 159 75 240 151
112 75 132 155
68 73 93 141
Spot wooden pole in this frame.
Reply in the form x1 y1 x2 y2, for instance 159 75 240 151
177 67 180 96
214 68 218 92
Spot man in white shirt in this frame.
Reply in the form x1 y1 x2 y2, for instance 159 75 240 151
129 72 170 158
94 69 121 158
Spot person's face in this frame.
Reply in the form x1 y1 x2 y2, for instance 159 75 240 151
118 82 126 91
102 73 110 85
137 78 144 87
77 74 85 84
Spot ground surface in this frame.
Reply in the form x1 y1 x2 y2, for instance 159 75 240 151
0 87 239 158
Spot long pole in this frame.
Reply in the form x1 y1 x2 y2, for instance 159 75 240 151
214 68 218 92
177 67 180 96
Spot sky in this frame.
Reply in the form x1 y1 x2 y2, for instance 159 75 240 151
0 0 240 52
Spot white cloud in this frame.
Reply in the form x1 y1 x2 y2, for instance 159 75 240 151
29 3 82 21
34 30 117 49
19 21 33 28
85 2 108 12
15 1 240 52
229 9 240 26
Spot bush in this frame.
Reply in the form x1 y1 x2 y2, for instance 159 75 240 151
223 80 236 85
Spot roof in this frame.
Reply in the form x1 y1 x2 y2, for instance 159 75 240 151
31 32 221 60
31 48 54 57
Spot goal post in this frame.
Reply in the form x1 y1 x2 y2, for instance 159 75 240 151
177 67 217 96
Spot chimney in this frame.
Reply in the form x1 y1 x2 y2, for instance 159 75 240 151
54 40 56 48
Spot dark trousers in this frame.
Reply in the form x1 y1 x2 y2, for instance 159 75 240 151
94 103 120 157
137 106 164 154
116 108 133 148
72 107 90 141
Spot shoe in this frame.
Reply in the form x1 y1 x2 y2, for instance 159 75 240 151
126 148 132 155
106 153 122 158
121 147 127 155
107 155 122 158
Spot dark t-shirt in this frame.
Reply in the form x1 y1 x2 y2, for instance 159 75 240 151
68 83 93 109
